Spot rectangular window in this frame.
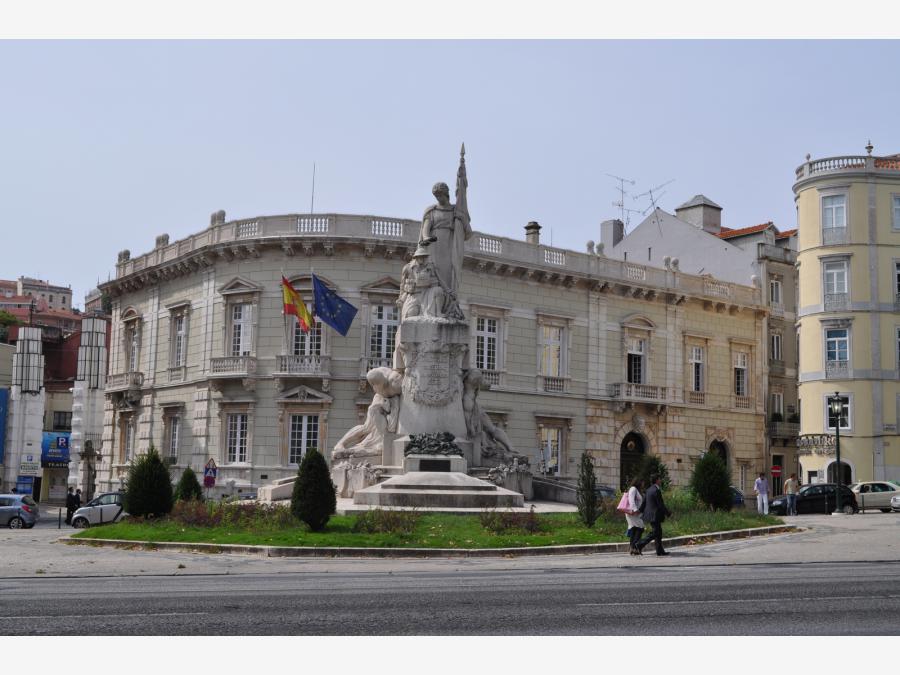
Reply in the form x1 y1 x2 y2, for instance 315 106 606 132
769 279 782 305
167 416 180 463
826 395 850 430
770 333 783 361
540 325 563 377
825 328 849 363
689 346 705 392
369 304 398 362
626 338 645 384
230 304 253 357
289 414 320 465
293 318 322 356
822 194 846 229
771 392 784 416
540 426 563 476
226 413 249 463
126 323 140 372
172 314 187 367
733 352 748 397
823 261 848 295
475 317 498 371
894 262 900 296
123 419 134 461
893 196 900 229
52 411 72 431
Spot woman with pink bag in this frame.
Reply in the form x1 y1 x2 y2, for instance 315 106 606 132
617 478 646 556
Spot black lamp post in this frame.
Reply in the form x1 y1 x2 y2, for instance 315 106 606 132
828 392 843 514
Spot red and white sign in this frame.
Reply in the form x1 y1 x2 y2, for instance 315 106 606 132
203 458 218 488
770 465 782 477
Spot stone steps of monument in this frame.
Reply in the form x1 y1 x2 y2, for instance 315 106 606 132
352 487 524 509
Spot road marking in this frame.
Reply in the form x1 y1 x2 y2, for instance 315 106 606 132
6 611 209 620
577 594 900 607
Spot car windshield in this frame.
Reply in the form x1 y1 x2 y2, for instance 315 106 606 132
22 496 37 507
888 481 900 490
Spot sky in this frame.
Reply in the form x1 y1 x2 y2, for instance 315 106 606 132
2 39 899 309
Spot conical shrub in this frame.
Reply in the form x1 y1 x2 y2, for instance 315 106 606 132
690 451 733 511
124 446 174 517
174 466 204 502
291 448 336 531
576 452 599 527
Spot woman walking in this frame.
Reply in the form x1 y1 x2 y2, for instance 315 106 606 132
625 478 645 555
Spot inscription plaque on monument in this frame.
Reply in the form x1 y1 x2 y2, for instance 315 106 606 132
419 459 452 472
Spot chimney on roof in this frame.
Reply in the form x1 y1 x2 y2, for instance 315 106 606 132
600 219 625 251
525 221 541 245
675 195 723 234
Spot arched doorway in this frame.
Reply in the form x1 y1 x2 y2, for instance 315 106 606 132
620 432 646 490
709 440 729 468
827 461 852 484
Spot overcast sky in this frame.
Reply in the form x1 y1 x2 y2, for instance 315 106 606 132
1 40 898 308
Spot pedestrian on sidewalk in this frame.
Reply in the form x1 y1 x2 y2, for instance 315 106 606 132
636 474 672 556
754 472 769 515
783 473 799 516
624 478 645 555
65 487 76 525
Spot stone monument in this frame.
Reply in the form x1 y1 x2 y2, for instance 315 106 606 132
329 146 528 508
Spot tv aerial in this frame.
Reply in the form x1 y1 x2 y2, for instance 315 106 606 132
606 173 642 228
634 179 675 234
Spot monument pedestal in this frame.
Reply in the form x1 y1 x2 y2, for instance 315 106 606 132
352 471 525 509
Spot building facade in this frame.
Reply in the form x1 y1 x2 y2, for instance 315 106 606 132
794 147 900 483
96 210 768 496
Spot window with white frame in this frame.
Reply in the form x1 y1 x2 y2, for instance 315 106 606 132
771 392 784 417
166 415 180 463
822 194 846 231
769 278 782 306
733 352 749 397
539 425 564 475
689 346 704 392
289 414 320 465
293 316 322 356
226 413 249 463
229 303 253 356
368 304 398 363
770 332 783 361
823 260 848 296
539 324 564 377
825 328 849 365
893 196 900 230
475 317 499 372
626 337 645 384
122 417 135 462
826 395 850 430
171 313 188 367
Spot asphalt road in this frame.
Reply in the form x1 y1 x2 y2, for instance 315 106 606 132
3 560 898 635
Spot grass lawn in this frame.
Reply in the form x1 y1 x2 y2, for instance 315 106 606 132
71 509 783 549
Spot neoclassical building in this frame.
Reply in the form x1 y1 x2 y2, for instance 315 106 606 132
794 146 900 484
97 209 768 496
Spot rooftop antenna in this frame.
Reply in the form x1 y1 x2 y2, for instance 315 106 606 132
634 179 675 235
606 173 641 228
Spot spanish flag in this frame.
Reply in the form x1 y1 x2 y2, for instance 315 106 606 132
282 276 313 332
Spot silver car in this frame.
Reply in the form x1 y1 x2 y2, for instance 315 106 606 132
891 494 900 513
71 491 127 528
849 481 900 512
0 494 40 529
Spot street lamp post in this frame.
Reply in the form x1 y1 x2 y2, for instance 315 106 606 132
829 392 843 514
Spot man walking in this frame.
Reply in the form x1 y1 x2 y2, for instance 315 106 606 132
636 474 672 556
754 472 769 515
65 487 76 525
783 473 799 516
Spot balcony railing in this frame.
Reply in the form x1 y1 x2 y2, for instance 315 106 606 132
733 395 753 410
167 366 186 383
365 356 393 371
685 390 706 405
768 421 800 438
822 227 848 245
824 293 849 311
106 371 144 390
769 302 784 318
481 369 502 386
826 360 849 379
542 376 567 393
210 356 257 376
609 382 670 402
275 354 327 375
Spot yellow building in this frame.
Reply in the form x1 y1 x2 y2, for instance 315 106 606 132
794 146 900 484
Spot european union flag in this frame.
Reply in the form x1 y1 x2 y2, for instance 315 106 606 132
313 274 358 336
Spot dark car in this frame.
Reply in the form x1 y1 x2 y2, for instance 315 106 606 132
770 483 858 515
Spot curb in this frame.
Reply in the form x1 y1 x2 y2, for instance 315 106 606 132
64 524 800 559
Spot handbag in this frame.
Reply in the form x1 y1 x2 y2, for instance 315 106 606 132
616 492 632 513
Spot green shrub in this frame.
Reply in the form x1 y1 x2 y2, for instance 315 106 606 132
290 448 336 532
124 446 173 518
352 508 419 534
576 452 599 527
479 508 542 534
170 500 295 529
665 487 702 513
690 452 733 511
173 467 204 502
626 454 671 491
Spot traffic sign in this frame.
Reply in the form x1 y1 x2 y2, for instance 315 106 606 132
771 465 782 477
203 458 218 488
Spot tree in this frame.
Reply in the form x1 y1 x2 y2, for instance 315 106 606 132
0 309 20 343
291 448 336 531
173 466 204 502
628 454 671 491
576 452 599 527
690 451 733 511
124 446 174 518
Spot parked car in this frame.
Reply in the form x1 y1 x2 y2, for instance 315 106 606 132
770 483 858 515
71 491 127 528
0 494 40 529
594 485 616 500
730 486 745 508
848 481 900 512
892 494 900 513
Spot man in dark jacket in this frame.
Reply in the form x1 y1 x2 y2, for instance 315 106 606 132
65 487 76 525
636 474 672 556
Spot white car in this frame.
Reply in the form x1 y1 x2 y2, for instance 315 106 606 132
892 494 900 513
71 491 128 528
849 481 900 512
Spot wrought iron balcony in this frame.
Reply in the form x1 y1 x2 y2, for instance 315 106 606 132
824 292 849 311
609 383 671 402
768 421 800 438
210 356 257 377
106 371 144 392
825 360 849 379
